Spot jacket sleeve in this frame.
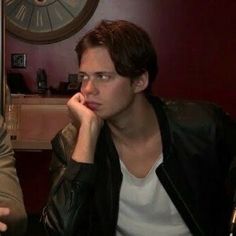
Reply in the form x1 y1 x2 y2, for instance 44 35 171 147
0 116 27 236
42 132 96 236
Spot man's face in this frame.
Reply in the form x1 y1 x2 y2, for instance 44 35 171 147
79 47 137 120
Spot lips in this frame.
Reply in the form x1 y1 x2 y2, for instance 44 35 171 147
85 101 101 111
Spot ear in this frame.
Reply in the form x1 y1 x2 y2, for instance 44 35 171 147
132 71 149 93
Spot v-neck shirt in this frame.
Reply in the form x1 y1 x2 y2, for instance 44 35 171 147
116 154 191 236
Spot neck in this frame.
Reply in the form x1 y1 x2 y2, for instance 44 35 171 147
108 95 159 145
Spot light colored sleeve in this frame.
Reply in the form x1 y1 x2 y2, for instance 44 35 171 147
0 115 27 236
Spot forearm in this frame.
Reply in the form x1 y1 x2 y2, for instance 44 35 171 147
72 123 100 164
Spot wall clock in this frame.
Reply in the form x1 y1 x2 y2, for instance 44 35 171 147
4 0 99 44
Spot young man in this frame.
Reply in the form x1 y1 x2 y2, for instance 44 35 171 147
43 20 236 236
0 115 27 235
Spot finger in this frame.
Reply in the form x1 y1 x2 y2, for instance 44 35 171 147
67 92 84 108
0 222 7 232
74 92 85 104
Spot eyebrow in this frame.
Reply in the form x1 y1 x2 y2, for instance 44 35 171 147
79 71 115 75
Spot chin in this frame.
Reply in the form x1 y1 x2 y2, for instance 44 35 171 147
97 114 109 120
94 111 106 119
96 111 112 120
96 108 122 120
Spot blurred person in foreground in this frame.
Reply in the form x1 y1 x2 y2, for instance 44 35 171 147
0 115 27 235
42 20 236 236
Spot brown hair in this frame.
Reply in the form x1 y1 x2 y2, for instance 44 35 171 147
75 20 158 95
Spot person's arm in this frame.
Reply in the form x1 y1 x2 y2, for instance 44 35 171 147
0 116 27 236
43 93 103 236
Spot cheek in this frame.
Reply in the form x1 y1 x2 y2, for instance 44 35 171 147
104 83 134 108
106 79 132 96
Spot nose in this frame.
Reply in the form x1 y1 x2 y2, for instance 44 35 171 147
81 79 98 95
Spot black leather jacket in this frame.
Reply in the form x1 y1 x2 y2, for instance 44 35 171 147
42 97 236 236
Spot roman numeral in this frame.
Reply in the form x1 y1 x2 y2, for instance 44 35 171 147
15 4 26 22
36 10 44 27
5 0 15 6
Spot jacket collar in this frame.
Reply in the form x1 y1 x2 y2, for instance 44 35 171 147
146 96 173 162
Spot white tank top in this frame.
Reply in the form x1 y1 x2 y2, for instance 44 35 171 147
116 154 192 236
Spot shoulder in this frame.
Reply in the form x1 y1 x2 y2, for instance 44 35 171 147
160 98 228 126
149 96 235 138
52 122 78 146
51 122 78 164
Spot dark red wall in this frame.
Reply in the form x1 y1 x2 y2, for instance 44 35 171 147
5 0 236 117
153 1 236 118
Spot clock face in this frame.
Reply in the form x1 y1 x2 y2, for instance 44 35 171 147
4 0 99 44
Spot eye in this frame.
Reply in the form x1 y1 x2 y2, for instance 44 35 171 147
97 73 111 81
79 74 89 82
